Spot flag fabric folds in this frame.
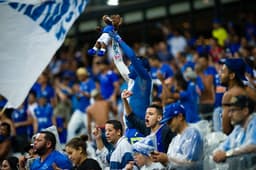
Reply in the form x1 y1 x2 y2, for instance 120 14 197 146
0 0 88 108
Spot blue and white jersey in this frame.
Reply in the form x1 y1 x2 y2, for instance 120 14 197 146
167 126 203 166
96 136 133 170
218 114 256 151
34 103 53 132
77 78 96 112
30 150 72 170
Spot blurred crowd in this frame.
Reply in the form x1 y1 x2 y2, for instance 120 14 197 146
0 11 256 170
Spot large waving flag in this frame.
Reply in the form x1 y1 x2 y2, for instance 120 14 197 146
0 0 88 108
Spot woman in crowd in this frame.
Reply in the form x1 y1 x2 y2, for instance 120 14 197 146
1 156 18 170
65 135 101 170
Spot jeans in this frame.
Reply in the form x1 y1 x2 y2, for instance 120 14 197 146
67 109 87 141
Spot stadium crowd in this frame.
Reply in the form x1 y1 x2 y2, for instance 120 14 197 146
0 11 256 170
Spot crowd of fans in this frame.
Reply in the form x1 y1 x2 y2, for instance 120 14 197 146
0 11 256 170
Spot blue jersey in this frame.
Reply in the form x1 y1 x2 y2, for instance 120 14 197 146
118 43 152 120
34 104 53 132
32 83 55 103
179 81 200 123
98 71 119 100
12 107 28 135
30 150 72 170
151 64 173 80
77 78 95 112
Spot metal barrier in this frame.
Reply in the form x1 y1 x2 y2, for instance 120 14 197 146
204 153 256 170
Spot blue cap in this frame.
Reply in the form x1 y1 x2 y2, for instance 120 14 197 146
160 102 186 124
132 138 155 157
225 58 246 81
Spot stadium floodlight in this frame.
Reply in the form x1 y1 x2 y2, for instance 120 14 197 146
107 0 119 6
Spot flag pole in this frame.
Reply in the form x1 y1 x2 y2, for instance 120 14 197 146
0 106 6 116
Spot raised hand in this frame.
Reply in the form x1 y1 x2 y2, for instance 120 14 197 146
92 127 102 140
108 30 122 42
121 90 133 99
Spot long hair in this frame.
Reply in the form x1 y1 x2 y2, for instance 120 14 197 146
65 135 88 155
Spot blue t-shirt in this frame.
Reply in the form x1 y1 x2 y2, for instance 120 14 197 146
77 78 96 112
98 71 119 100
30 150 72 170
151 64 174 80
32 83 55 103
34 104 53 132
179 81 200 123
12 107 29 135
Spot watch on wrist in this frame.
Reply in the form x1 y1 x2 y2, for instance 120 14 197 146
225 150 234 157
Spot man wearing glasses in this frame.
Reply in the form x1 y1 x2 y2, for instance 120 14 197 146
213 95 256 162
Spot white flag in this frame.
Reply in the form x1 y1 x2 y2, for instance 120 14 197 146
0 0 88 108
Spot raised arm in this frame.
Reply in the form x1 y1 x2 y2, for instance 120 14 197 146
108 30 150 79
121 90 149 135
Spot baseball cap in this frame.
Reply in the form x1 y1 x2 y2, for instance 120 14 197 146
224 95 253 108
225 58 246 81
76 67 88 76
160 102 186 124
132 137 155 157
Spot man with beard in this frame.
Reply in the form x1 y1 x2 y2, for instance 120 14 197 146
220 58 256 134
121 89 175 153
213 95 256 163
19 131 72 170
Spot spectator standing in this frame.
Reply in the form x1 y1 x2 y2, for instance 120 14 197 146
108 29 152 142
212 19 228 47
122 89 175 152
86 89 117 141
12 103 33 154
31 72 56 106
196 53 217 120
67 67 96 140
33 95 53 133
